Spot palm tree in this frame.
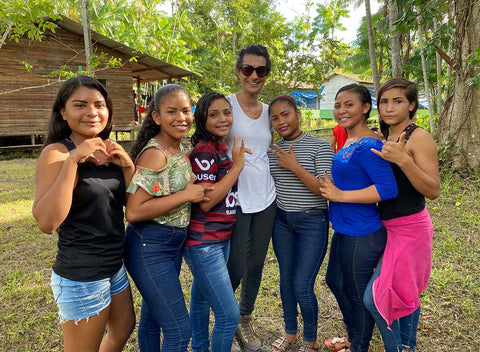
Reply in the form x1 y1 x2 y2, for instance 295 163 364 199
365 0 380 92
387 0 402 77
344 0 381 92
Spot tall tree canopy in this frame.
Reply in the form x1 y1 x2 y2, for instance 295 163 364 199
3 0 480 169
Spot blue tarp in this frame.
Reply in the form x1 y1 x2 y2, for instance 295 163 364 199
289 87 428 112
290 86 377 110
288 87 432 111
290 87 325 109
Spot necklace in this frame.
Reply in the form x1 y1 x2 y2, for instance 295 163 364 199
237 94 262 119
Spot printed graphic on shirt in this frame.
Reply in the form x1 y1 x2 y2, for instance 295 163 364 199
186 139 238 246
193 156 218 182
194 157 215 171
225 189 238 215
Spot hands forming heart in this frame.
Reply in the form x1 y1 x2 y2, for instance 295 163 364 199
87 150 112 166
86 139 126 166
74 138 133 170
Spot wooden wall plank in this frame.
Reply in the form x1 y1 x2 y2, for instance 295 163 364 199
0 26 137 137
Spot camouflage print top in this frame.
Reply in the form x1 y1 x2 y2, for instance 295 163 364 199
127 138 193 228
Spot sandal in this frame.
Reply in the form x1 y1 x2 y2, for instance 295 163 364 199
271 335 297 352
324 337 351 351
297 342 319 352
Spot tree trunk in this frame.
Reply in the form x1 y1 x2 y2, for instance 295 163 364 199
81 0 92 71
379 43 384 74
388 0 402 77
446 2 455 85
417 9 435 134
402 32 411 66
365 0 380 93
434 18 442 114
438 0 480 169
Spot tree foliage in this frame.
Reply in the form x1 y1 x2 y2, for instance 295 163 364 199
0 0 60 48
3 0 479 169
44 0 358 100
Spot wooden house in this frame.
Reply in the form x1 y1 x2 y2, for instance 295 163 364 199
0 15 194 148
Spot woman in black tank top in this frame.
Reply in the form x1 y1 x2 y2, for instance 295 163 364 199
32 75 136 351
365 78 440 352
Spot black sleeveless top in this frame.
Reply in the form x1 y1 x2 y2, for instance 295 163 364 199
378 124 425 220
52 139 127 281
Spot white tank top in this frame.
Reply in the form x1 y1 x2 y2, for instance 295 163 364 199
226 93 276 213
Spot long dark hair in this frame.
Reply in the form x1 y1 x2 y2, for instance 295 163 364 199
236 44 271 73
43 75 113 148
335 84 372 120
378 78 419 139
191 92 230 147
129 84 190 161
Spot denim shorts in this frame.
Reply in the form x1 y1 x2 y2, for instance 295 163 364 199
50 264 129 323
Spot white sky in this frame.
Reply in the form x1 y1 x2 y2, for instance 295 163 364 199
276 0 382 44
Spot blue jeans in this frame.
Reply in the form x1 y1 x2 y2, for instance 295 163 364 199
125 221 191 352
363 257 420 352
184 241 240 352
227 201 276 316
325 227 387 352
272 207 329 342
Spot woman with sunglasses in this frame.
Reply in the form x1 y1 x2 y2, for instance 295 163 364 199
225 44 276 352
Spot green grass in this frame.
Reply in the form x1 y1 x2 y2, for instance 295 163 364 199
0 158 479 351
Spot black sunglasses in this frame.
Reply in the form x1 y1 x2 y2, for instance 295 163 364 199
240 64 270 78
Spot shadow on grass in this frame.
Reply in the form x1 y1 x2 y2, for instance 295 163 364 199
0 163 479 351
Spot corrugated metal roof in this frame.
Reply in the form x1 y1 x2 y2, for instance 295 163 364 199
336 72 373 84
329 72 374 84
55 15 195 82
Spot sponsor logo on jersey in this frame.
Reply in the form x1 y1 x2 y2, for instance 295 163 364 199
226 190 238 208
194 157 215 171
196 173 217 181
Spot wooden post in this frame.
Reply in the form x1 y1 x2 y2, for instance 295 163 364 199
81 0 92 71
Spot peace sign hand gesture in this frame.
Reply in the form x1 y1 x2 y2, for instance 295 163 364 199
318 170 343 202
268 143 299 172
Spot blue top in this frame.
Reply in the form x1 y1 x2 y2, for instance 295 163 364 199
329 137 398 237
